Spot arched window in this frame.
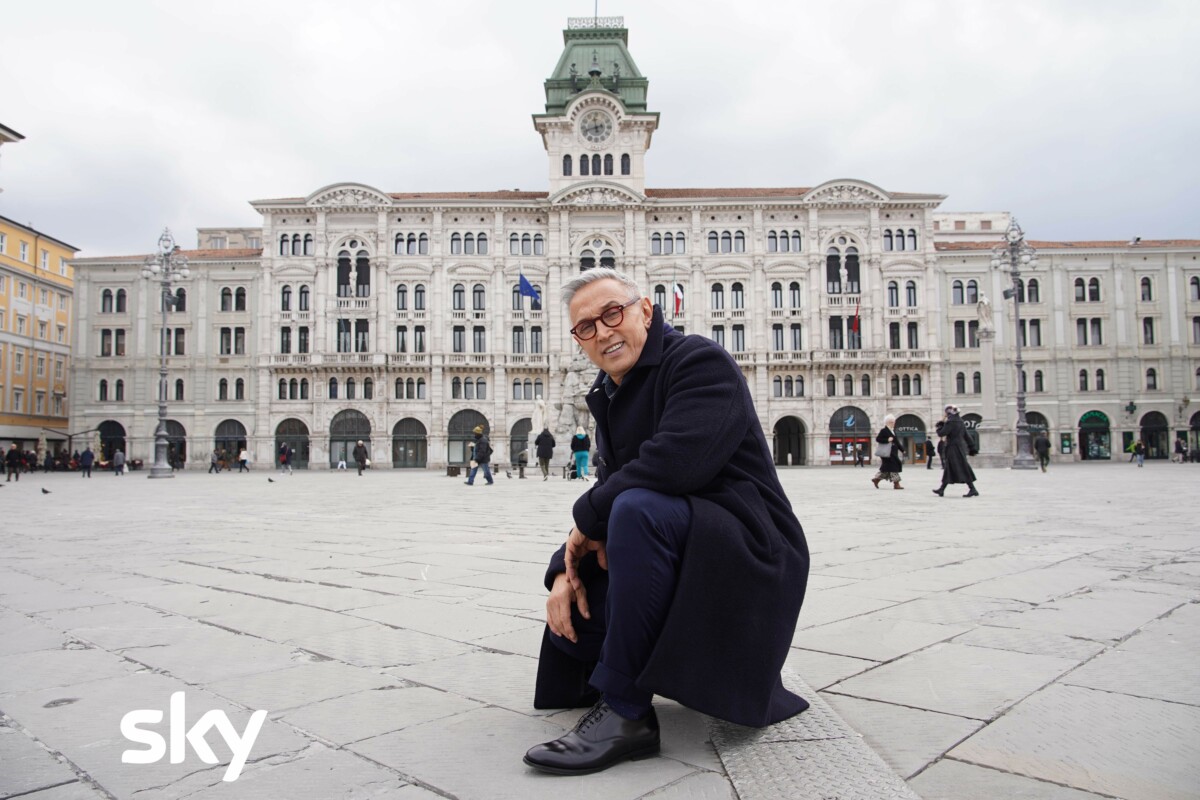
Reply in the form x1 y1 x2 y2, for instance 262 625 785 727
891 375 900 396
1146 368 1158 390
279 234 289 256
789 282 802 309
534 234 544 255
1075 278 1086 302
654 284 667 310
472 284 486 311
913 375 922 395
771 282 783 309
395 378 404 399
522 234 532 256
650 233 661 255
734 232 746 253
591 154 601 175
452 284 465 310
1095 368 1105 391
604 154 613 175
721 232 732 253
621 153 631 174
711 283 725 310
281 285 291 311
580 153 590 176
303 234 313 256
1034 370 1044 392
234 287 246 311
902 375 911 395
1079 369 1089 391
328 378 338 399
707 232 719 253
175 379 184 401
288 378 298 400
477 232 488 254
845 248 861 293
395 234 404 255
482 378 491 399
218 378 229 400
1192 276 1200 301
827 375 837 396
175 288 187 312
562 154 572 176
1140 277 1153 302
862 375 871 396
450 233 462 254
115 289 127 313
844 375 855 396
1028 278 1040 303
1088 277 1101 302
580 249 595 271
952 280 964 305
509 233 520 255
278 379 287 400
364 378 373 399
965 280 978 305
773 376 782 397
905 281 917 307
298 285 310 311
463 379 474 400
731 282 745 309
907 230 917 251
972 372 982 393
463 233 475 255
524 379 534 400
397 285 407 310
513 379 522 400
414 284 425 310
887 281 899 307
796 376 805 396
291 234 301 256
767 231 778 253
826 248 842 294
99 379 108 401
221 287 233 311
955 372 966 394
883 230 893 251
1016 278 1026 303
790 231 801 252
101 289 113 313
346 378 356 400
784 377 794 397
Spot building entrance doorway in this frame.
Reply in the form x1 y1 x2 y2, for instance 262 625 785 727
1079 410 1111 460
828 406 871 465
773 416 806 466
329 410 371 468
1140 411 1169 459
894 414 926 465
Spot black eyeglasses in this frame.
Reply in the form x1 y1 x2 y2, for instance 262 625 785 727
570 297 640 340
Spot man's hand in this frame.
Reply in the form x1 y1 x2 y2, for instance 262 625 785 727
547 527 607 643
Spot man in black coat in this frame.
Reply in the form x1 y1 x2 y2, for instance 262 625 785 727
352 440 369 476
465 425 494 485
1034 432 1052 472
933 405 979 497
523 269 810 775
534 428 555 480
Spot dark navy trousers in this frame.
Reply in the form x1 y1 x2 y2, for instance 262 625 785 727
547 487 691 714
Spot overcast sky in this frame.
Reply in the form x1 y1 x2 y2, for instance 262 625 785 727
2 0 1197 257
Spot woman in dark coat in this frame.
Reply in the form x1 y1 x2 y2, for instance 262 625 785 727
934 405 979 497
872 414 906 489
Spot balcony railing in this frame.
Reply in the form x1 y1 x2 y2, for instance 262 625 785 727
388 353 429 366
768 351 807 363
508 354 549 366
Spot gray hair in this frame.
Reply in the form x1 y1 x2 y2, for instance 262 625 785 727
560 267 641 306
884 413 897 426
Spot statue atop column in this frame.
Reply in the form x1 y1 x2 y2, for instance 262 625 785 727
556 350 594 433
977 291 994 332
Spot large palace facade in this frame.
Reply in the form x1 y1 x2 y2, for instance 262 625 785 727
68 18 1200 469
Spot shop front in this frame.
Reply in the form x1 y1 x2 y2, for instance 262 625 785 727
1079 410 1111 460
828 406 871 465
1140 411 1170 459
894 414 927 464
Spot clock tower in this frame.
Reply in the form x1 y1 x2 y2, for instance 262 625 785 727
533 17 660 198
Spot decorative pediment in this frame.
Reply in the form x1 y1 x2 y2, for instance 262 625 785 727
551 182 644 207
307 183 392 209
803 180 890 205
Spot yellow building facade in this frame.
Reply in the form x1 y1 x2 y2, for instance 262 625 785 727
0 214 77 454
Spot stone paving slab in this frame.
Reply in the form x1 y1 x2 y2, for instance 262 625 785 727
984 587 1186 641
794 616 972 661
0 723 85 798
279 686 482 746
949 683 1200 800
909 759 1112 800
9 782 111 800
287 623 477 667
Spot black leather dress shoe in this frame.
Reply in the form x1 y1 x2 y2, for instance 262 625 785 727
523 700 660 775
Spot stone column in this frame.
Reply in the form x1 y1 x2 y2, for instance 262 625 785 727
975 327 1007 466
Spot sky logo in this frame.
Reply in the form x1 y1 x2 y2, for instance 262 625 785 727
120 692 267 782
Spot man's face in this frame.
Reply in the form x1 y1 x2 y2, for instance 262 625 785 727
569 279 653 385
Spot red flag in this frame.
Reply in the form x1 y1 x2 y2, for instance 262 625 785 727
851 302 860 333
673 283 684 316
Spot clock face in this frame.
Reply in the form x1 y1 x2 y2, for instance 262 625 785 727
579 110 614 144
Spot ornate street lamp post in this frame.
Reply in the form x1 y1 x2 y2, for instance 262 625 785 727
140 229 189 478
991 219 1039 470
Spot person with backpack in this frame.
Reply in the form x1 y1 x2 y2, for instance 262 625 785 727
465 425 494 486
570 426 592 481
535 427 556 481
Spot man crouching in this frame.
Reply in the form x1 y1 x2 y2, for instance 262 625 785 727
524 268 810 775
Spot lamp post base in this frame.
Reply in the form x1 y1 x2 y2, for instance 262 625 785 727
1011 453 1038 470
147 464 175 479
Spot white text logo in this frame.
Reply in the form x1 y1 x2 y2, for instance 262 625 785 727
120 692 267 782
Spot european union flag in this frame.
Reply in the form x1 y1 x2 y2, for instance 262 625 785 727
519 274 542 310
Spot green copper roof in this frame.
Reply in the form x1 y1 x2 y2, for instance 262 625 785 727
541 22 650 115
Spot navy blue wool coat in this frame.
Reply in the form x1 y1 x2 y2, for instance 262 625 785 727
540 306 810 727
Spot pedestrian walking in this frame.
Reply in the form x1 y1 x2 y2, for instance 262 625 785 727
1134 439 1146 467
1173 438 1186 463
1126 439 1138 462
113 449 126 476
80 446 95 478
353 440 369 476
208 450 221 474
932 405 979 497
571 426 591 481
465 425 494 485
5 443 22 482
278 442 293 475
535 427 555 480
853 442 866 467
518 448 529 479
871 414 906 490
238 448 249 472
1034 432 1051 472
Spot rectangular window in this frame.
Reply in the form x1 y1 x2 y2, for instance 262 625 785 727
954 220 965 231
55 359 63 379
20 242 29 261
711 326 725 347
58 294 67 310
954 321 966 348
889 323 901 350
38 321 47 339
36 356 45 376
907 322 919 349
36 392 45 414
220 327 232 355
395 326 407 353
1143 317 1155 345
16 316 26 335
17 282 27 298
981 220 992 230
1076 318 1088 346
298 326 309 353
13 389 22 412
115 329 125 356
54 396 63 416
101 329 113 356
512 327 525 354
234 327 245 355
0 233 5 252
1090 318 1103 345
1030 319 1042 347
14 351 24 373
772 324 784 351
452 326 465 353
968 320 979 348
39 288 48 305
531 326 543 354
336 319 351 353
281 327 292 354
60 257 68 275
828 317 844 350
473 326 486 353
57 326 65 344
790 324 802 351
41 251 49 269
732 325 745 352
354 320 369 352
414 326 426 353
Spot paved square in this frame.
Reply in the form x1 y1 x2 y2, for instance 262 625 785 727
1 462 1197 798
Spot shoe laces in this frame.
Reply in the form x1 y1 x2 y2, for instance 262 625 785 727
574 700 608 734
